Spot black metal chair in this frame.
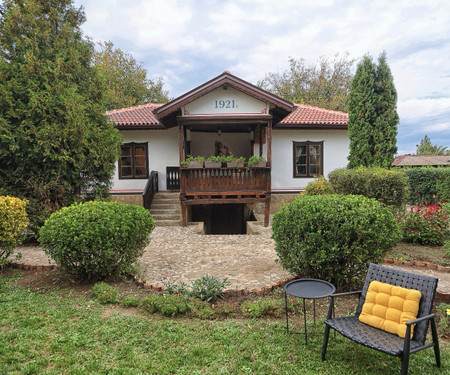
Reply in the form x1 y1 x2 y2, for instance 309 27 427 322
322 263 440 375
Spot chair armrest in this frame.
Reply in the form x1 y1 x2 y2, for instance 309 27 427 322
331 290 362 297
325 291 362 319
405 313 435 326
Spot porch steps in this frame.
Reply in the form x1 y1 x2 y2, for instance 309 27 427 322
149 191 181 226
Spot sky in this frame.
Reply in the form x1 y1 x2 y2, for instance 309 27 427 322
74 0 450 155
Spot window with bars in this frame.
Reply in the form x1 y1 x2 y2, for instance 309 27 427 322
293 141 323 178
119 143 149 179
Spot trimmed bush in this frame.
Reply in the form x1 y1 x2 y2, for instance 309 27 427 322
399 167 450 204
328 167 409 209
302 176 334 196
39 201 154 279
0 196 28 267
272 194 401 289
402 203 449 246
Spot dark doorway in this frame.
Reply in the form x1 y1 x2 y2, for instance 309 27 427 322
192 204 249 234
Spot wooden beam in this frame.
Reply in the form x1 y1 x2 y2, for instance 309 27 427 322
178 123 184 165
259 124 263 157
267 120 272 167
263 203 270 227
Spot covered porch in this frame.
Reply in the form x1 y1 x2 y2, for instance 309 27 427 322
154 71 294 227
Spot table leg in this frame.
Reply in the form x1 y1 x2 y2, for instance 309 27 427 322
303 298 307 345
285 291 289 333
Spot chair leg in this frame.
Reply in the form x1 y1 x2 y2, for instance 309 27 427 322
400 354 409 375
322 324 331 361
430 317 441 367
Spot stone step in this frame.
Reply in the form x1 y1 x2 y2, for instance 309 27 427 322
154 219 181 226
151 203 181 210
151 213 181 221
150 208 181 215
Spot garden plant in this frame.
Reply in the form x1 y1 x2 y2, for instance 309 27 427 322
0 196 28 268
272 194 401 288
39 201 154 279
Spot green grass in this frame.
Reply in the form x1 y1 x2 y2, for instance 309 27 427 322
0 276 448 374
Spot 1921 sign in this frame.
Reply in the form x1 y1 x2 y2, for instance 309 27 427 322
214 99 237 109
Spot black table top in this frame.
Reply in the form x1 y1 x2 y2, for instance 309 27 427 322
284 278 336 299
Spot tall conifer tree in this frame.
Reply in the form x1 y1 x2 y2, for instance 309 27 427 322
347 53 399 168
0 0 122 230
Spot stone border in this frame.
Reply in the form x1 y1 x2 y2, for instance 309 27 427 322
383 258 450 273
7 259 449 300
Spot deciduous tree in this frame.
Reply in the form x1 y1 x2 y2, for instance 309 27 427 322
416 135 448 155
0 0 122 231
94 41 169 110
258 53 355 111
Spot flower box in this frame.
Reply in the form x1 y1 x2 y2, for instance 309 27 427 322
250 160 267 168
186 161 203 168
204 161 222 168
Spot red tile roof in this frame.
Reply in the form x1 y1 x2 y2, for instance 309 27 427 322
392 154 450 167
278 104 348 127
106 103 348 129
106 103 163 128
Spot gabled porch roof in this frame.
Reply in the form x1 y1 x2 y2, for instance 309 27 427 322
155 71 295 127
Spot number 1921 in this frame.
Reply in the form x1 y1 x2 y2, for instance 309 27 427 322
214 100 236 109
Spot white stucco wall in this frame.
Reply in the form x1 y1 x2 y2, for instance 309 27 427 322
271 129 349 191
111 128 179 192
111 127 349 193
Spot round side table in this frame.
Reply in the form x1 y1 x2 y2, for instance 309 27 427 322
284 278 335 345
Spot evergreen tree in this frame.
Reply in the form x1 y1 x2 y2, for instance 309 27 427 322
347 53 399 168
416 135 448 155
0 0 122 230
347 55 377 168
93 41 170 110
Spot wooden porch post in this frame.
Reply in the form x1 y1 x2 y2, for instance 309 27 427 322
178 123 184 164
267 120 272 167
259 124 263 157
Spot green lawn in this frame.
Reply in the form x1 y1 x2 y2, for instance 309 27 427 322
0 275 448 374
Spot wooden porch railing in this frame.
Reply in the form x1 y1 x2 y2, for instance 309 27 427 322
143 171 158 209
180 167 270 195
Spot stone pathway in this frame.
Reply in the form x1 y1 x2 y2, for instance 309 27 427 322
9 225 450 298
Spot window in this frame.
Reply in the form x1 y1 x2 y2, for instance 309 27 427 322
119 142 149 179
293 141 323 178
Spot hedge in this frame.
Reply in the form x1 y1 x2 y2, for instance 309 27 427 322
328 167 410 209
397 167 450 204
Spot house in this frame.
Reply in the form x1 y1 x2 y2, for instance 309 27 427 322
392 154 450 167
106 71 349 229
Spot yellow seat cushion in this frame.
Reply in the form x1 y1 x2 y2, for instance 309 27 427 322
358 281 421 338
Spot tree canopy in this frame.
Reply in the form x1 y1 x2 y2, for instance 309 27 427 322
93 41 170 110
0 0 122 230
416 135 448 155
347 52 399 168
258 53 355 112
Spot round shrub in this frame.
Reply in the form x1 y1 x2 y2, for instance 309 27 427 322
39 201 154 279
302 176 334 196
0 196 28 267
272 194 401 289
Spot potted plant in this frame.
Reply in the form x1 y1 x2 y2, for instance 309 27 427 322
205 155 223 168
226 155 245 168
181 155 204 168
247 156 266 169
